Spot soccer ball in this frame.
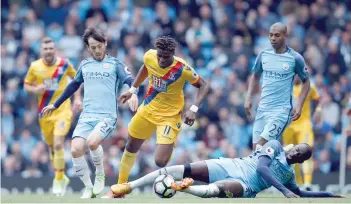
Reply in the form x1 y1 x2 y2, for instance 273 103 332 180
153 174 176 198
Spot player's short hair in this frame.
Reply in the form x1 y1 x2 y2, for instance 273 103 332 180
82 26 106 46
41 37 54 45
155 36 178 54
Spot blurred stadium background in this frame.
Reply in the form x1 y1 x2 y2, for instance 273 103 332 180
1 0 351 197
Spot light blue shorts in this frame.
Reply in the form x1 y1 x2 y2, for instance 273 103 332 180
252 108 291 144
72 113 117 140
205 158 256 198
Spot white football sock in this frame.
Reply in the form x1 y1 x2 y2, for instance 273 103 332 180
72 156 93 188
129 165 184 189
182 184 220 198
90 145 104 174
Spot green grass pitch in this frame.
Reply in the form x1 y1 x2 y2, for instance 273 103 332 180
1 193 351 203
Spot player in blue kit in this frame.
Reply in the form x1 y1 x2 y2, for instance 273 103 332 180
42 27 138 198
109 140 342 198
245 22 311 149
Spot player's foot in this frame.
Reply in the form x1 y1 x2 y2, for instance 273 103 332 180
93 172 105 195
60 175 70 196
171 177 194 191
303 184 312 191
80 187 95 198
110 183 131 197
101 189 126 199
52 178 62 196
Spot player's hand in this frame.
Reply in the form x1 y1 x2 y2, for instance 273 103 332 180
73 99 82 113
284 191 300 198
35 84 46 94
244 98 253 120
119 92 133 104
41 104 57 116
128 94 138 112
291 105 302 121
184 110 196 126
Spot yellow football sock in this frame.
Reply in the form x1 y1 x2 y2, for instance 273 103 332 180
303 158 313 184
294 164 303 185
54 148 65 180
118 150 136 184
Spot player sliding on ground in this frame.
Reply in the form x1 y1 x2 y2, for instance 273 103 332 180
245 22 311 150
42 27 138 198
104 36 210 198
110 140 343 198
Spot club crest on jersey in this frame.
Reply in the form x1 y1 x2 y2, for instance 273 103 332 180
185 66 191 71
176 122 181 129
103 63 110 69
282 63 290 70
265 147 275 155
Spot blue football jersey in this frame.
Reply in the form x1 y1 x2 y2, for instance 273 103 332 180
74 55 132 118
252 47 309 112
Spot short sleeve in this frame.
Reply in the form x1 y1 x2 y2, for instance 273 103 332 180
74 61 84 83
24 63 36 85
66 60 77 78
182 64 200 85
116 61 132 83
294 54 309 82
252 52 263 74
310 86 319 101
259 140 282 160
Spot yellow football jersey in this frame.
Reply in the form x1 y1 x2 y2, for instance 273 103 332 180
140 49 200 117
290 84 319 126
24 57 76 118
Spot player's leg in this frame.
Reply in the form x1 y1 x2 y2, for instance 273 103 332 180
252 110 265 150
182 179 245 198
71 119 95 198
52 118 72 196
299 127 314 188
111 161 209 196
283 127 303 185
86 117 117 195
118 113 155 184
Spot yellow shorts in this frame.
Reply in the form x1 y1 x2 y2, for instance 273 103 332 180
39 112 72 146
283 124 314 146
128 108 182 146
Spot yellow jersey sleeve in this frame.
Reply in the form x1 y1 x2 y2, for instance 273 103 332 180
182 65 200 85
310 86 319 101
24 63 37 85
66 60 77 78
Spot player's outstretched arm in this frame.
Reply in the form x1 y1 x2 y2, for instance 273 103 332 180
257 156 300 198
41 79 82 116
24 83 46 95
119 64 148 104
289 187 344 198
184 77 210 126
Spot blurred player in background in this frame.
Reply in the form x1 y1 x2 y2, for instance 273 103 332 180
245 22 310 150
283 76 321 189
24 37 82 196
110 140 342 198
42 27 138 198
106 36 210 198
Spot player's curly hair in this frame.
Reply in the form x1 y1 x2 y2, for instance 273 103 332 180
155 36 178 53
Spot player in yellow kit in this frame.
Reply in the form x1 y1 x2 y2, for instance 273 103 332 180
283 76 320 189
103 36 209 198
24 37 82 196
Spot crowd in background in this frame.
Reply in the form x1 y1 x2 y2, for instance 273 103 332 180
1 0 351 180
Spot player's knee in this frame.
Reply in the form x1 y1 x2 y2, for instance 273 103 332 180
71 146 84 157
86 139 100 151
53 143 63 150
155 157 169 167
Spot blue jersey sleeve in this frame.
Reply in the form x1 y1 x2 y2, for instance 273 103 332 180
74 61 85 83
252 51 263 74
284 176 299 190
293 53 309 82
259 140 282 160
115 61 132 84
